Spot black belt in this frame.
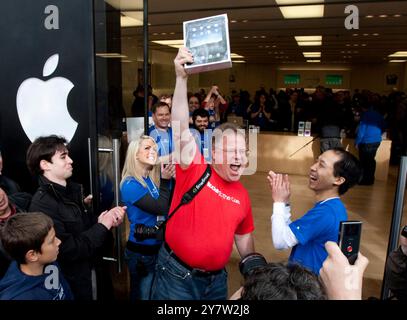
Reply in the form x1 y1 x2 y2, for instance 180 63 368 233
126 241 161 255
164 242 223 277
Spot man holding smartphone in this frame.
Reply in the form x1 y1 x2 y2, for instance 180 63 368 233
267 148 361 274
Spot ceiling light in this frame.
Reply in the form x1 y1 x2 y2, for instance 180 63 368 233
389 60 407 63
363 33 369 36
231 53 245 58
121 11 143 27
353 34 358 36
243 36 249 39
231 20 237 23
276 0 325 19
261 36 266 39
394 14 401 18
372 33 379 36
303 52 321 57
365 15 374 18
379 15 388 18
151 39 184 49
242 20 248 23
346 44 350 46
120 15 143 27
295 36 322 41
233 60 246 63
297 41 322 46
361 44 367 47
307 60 320 63
389 51 407 57
96 53 128 58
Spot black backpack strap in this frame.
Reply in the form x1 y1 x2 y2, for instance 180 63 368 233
157 164 211 230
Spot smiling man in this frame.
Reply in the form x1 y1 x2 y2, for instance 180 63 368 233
267 148 361 274
151 47 255 300
26 135 125 300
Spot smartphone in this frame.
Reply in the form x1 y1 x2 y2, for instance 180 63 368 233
338 221 362 265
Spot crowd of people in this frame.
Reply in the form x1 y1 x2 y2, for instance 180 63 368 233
0 47 406 301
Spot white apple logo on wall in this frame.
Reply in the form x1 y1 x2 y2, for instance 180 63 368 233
16 54 78 142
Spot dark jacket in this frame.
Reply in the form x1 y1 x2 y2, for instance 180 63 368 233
29 176 109 300
0 261 73 300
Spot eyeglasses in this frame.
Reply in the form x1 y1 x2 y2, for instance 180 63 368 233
215 147 250 157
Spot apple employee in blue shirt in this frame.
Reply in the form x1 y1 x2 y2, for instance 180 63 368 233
267 148 361 274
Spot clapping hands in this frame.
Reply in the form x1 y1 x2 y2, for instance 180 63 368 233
98 206 127 229
267 170 291 203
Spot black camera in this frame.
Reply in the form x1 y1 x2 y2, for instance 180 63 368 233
239 253 267 278
134 222 165 242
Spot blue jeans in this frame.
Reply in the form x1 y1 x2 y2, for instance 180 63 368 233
124 248 157 301
151 245 228 300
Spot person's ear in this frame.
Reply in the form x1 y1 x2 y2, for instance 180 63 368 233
39 159 51 172
25 249 39 263
333 176 345 187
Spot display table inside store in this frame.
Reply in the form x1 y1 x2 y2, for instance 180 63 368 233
254 132 392 181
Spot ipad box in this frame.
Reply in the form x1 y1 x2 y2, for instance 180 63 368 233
183 14 232 74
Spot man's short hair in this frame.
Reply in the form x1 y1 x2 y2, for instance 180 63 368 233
241 263 326 300
26 135 67 176
212 122 246 149
331 148 362 195
151 101 170 114
192 108 209 123
0 212 53 264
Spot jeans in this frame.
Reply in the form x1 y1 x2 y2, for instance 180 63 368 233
359 142 380 184
151 245 228 300
124 248 157 301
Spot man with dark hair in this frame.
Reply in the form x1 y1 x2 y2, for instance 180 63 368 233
234 262 326 300
268 148 362 274
149 102 173 160
26 135 125 300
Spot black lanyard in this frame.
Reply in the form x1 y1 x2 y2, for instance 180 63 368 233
156 164 211 231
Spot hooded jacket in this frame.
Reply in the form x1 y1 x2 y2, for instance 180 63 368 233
0 261 73 300
29 176 109 300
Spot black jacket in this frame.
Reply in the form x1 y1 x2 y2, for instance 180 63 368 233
29 176 109 300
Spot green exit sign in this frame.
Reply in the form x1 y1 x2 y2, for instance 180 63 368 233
326 75 343 85
284 74 300 85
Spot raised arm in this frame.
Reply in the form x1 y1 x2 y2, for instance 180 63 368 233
172 47 196 168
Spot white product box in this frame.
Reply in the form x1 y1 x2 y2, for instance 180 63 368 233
304 121 312 136
297 121 305 136
183 14 232 74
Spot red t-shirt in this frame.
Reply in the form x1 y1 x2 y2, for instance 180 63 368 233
165 151 254 271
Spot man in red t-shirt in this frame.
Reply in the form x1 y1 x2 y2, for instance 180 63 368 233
151 48 255 300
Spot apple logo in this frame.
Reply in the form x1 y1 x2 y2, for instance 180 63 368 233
16 54 78 142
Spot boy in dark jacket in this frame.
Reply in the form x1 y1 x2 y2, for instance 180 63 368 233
27 135 126 300
0 212 73 300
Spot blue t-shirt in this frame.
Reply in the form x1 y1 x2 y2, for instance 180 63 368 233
190 128 212 163
288 198 348 274
120 176 164 246
148 125 173 157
